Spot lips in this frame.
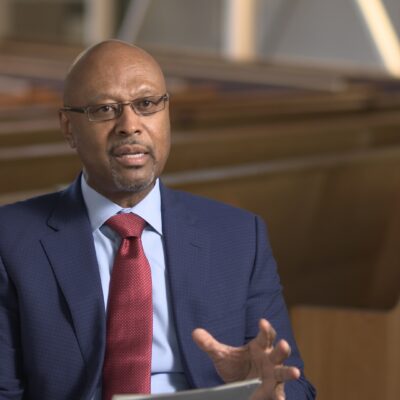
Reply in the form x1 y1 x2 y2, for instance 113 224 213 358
111 144 151 167
113 144 148 157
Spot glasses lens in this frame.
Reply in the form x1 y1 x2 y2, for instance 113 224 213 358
88 104 120 121
133 95 166 115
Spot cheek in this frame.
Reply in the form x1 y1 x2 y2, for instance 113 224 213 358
154 131 171 164
151 118 171 159
73 129 109 164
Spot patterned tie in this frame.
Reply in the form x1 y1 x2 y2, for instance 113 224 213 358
102 213 153 400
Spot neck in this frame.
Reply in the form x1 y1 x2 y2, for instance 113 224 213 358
83 174 156 208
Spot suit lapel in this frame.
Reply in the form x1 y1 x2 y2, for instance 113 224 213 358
40 181 214 389
40 178 105 391
160 184 214 386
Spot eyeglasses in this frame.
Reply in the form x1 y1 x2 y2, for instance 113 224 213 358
60 93 169 122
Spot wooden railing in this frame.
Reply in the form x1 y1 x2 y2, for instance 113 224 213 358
2 144 400 311
2 41 400 399
291 299 400 400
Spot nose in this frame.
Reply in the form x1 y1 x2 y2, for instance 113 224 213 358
115 103 142 135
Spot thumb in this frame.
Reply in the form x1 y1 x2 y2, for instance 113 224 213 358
192 328 226 358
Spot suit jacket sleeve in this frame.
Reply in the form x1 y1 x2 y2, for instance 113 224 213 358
247 215 316 399
0 255 24 399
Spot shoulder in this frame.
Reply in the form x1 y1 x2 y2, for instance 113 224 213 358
164 185 256 217
161 185 266 235
0 190 62 229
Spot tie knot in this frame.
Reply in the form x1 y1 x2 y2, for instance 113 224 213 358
106 213 146 239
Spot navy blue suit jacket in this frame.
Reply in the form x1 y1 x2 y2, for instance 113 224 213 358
0 178 315 399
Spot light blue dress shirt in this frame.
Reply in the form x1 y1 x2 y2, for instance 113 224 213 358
81 177 189 398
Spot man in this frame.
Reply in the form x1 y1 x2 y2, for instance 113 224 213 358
0 40 315 400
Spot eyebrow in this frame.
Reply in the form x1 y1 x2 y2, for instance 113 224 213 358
87 93 122 104
88 86 162 104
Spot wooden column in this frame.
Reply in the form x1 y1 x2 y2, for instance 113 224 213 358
0 0 12 39
354 0 400 77
222 0 257 61
83 0 116 45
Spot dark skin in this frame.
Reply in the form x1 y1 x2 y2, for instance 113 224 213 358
193 320 300 400
59 40 300 399
60 40 171 208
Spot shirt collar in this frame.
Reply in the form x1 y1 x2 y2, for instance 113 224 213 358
81 176 162 235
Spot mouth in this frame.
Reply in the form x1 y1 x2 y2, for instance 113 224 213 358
111 144 152 167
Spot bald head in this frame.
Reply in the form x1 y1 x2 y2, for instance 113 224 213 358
59 39 171 207
63 40 166 106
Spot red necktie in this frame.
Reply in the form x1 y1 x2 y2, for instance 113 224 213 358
102 213 153 400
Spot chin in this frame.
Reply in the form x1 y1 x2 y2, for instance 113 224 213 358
111 172 156 194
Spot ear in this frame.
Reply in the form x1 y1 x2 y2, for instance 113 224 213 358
59 110 76 149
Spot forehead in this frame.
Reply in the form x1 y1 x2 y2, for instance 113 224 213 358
66 46 166 104
89 64 164 102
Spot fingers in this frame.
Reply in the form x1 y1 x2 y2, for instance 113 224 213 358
254 319 277 349
269 339 291 365
255 322 294 367
268 339 300 381
250 368 299 400
192 328 227 358
192 328 251 383
274 365 301 382
250 381 285 400
193 320 301 399
249 385 271 400
273 382 286 400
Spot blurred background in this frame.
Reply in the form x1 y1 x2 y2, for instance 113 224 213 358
1 0 400 398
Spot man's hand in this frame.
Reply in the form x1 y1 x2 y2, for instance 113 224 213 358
192 319 300 400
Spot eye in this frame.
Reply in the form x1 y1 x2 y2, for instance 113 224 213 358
87 103 120 121
92 104 118 114
136 98 156 110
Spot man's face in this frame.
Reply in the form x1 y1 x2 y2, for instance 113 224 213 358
60 47 171 206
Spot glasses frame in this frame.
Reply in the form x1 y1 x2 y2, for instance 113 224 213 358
60 93 169 122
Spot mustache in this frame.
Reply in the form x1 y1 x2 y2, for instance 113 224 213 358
109 139 155 159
